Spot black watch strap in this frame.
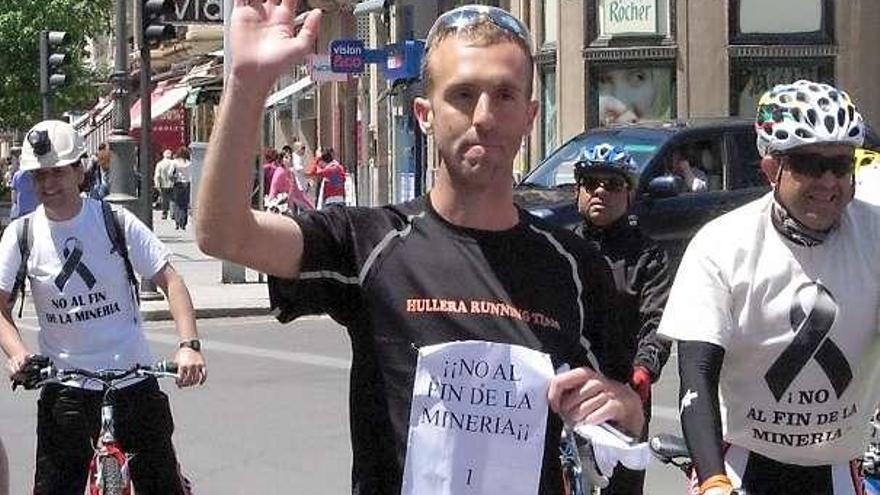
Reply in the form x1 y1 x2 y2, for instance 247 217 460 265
178 339 201 352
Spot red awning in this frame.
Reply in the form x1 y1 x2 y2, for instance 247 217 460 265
130 80 189 129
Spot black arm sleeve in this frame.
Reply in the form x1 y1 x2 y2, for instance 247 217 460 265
633 244 673 381
678 340 726 483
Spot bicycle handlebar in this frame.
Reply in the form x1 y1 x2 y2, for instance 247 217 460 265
11 355 179 391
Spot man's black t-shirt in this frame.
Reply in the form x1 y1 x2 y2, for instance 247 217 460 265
269 195 625 495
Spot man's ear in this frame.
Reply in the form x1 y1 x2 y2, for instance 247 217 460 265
760 155 780 186
524 99 539 134
413 97 433 135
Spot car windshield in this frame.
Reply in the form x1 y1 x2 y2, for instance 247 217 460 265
520 130 669 187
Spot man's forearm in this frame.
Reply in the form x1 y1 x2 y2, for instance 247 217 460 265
0 303 29 359
156 269 198 342
196 74 268 261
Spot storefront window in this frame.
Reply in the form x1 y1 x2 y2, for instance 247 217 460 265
731 62 834 117
541 69 557 158
593 65 674 126
730 0 831 44
542 0 558 45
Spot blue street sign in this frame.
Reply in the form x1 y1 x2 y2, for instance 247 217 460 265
330 39 365 74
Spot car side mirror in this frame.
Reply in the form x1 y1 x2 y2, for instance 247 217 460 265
646 175 681 198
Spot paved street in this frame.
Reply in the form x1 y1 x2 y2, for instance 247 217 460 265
0 312 689 494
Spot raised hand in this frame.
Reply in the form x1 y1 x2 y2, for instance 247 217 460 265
229 0 322 93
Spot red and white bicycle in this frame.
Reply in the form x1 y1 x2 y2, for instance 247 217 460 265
13 356 193 495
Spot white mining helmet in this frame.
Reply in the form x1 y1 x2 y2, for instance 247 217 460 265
19 120 87 172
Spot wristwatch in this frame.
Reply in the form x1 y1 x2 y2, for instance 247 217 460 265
178 339 201 352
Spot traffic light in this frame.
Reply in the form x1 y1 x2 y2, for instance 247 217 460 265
40 30 68 93
142 0 176 46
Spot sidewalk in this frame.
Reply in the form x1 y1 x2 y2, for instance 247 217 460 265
140 210 270 321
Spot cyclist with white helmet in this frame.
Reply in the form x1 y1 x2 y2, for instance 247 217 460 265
658 80 880 495
574 143 673 494
0 120 206 494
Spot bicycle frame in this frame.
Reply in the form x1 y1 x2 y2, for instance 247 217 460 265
651 430 880 495
14 360 185 495
86 386 133 495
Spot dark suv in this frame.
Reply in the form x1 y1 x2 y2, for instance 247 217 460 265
514 119 769 259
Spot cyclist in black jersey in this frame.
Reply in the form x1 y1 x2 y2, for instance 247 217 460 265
658 80 879 495
196 3 644 494
574 143 673 494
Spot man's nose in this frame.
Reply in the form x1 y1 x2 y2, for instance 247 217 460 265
472 93 496 130
817 169 843 186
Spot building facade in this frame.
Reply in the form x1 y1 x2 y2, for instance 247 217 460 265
515 0 880 171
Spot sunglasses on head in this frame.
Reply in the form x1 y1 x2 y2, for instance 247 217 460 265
578 176 628 193
426 5 533 54
778 152 854 179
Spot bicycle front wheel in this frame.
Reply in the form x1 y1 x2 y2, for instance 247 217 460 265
99 456 126 495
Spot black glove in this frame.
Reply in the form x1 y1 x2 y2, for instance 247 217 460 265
12 354 52 390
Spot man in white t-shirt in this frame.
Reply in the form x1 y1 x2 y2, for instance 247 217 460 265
0 120 207 494
657 80 880 495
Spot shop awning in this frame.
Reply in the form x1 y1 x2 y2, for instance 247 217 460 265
264 75 313 109
130 80 189 129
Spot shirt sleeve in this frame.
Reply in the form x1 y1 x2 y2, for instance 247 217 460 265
633 243 673 380
268 207 365 326
656 229 734 349
0 218 24 294
119 207 172 279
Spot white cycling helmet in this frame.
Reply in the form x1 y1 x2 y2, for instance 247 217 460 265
755 80 864 157
19 120 87 172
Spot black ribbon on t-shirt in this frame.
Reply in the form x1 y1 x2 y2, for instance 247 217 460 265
54 237 96 291
764 282 852 401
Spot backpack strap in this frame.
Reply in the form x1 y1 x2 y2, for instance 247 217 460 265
9 216 33 318
100 201 140 305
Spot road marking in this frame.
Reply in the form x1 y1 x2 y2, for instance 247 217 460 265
145 314 330 331
16 321 351 371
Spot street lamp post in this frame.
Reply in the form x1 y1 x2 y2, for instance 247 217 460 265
106 0 139 212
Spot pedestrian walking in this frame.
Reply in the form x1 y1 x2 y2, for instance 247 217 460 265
154 149 177 220
172 147 192 230
313 148 346 208
10 165 38 220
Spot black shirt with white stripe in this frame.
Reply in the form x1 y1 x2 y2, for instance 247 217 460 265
269 194 625 495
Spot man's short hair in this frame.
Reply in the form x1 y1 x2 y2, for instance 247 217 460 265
421 16 534 97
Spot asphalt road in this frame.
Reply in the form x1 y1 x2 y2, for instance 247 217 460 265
0 315 689 494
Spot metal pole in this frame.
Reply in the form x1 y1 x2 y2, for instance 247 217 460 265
135 0 162 300
39 31 50 120
106 0 139 208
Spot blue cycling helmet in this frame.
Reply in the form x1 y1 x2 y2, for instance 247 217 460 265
574 143 639 189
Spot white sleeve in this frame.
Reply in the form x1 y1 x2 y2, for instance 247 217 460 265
118 209 172 279
0 219 24 293
656 229 735 349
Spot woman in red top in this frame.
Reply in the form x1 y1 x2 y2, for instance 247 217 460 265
314 147 346 208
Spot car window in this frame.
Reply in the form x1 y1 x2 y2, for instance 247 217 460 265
727 131 765 189
652 139 724 193
521 132 666 187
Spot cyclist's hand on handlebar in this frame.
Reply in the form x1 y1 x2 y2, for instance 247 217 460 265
9 354 51 390
701 474 735 495
7 352 33 378
548 366 644 435
173 347 207 388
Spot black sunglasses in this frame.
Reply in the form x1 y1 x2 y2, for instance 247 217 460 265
578 176 627 193
779 153 854 179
